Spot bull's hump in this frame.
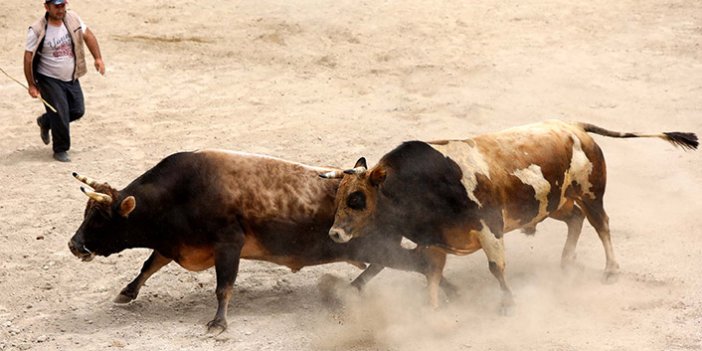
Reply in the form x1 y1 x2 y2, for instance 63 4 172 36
197 149 336 220
197 149 338 174
429 139 490 207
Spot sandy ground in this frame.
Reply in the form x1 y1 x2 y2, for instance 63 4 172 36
1 0 701 350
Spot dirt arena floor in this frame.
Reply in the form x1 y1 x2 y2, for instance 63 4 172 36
1 1 701 350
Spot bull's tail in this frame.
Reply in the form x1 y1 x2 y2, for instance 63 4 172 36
578 122 698 150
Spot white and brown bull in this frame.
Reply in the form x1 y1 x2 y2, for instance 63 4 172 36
322 120 697 312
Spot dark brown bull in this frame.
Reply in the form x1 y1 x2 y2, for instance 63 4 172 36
323 120 697 312
68 150 455 333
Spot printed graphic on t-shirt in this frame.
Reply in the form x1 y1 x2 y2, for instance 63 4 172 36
46 32 74 59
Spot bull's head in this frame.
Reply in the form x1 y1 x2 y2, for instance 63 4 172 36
320 157 387 243
68 172 136 261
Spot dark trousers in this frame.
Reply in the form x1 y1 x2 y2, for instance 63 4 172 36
35 73 85 153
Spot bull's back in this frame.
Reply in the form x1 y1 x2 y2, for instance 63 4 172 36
196 149 338 221
430 120 605 233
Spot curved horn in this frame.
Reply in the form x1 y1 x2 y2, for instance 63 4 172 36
343 166 367 175
73 172 100 188
80 186 113 204
319 170 345 179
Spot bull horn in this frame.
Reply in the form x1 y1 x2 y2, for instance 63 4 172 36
319 170 345 179
80 186 113 204
73 172 100 188
343 166 367 175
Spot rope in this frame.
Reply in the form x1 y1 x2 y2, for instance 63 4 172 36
0 66 57 113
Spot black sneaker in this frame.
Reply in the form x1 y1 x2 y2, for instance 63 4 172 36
37 117 50 145
53 151 70 162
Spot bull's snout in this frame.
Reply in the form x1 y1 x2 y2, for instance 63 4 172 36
68 237 95 262
329 227 353 243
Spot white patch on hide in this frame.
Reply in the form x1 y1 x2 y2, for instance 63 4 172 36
512 164 551 221
400 237 418 250
476 220 505 266
566 135 594 199
430 140 491 207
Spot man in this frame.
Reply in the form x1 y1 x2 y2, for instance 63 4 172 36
24 0 105 162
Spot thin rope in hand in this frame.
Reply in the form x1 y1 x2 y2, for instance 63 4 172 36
0 66 57 113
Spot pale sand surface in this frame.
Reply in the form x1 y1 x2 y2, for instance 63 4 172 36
1 1 701 350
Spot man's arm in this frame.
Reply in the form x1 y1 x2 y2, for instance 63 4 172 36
83 28 105 75
23 51 40 98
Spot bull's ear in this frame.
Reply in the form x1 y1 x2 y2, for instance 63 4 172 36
119 196 136 218
369 166 386 187
354 157 367 169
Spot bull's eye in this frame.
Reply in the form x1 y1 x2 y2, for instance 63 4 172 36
346 191 366 210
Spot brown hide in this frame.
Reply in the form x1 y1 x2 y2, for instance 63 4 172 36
173 150 347 271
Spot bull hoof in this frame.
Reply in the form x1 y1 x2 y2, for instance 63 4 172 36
560 256 583 270
499 307 514 316
114 287 138 304
601 271 619 284
498 296 515 316
441 282 460 302
560 261 585 277
206 319 227 335
499 304 515 316
113 293 136 304
318 274 355 310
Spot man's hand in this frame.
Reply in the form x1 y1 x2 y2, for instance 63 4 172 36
28 84 40 98
94 58 105 75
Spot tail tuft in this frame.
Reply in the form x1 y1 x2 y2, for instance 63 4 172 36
663 132 698 150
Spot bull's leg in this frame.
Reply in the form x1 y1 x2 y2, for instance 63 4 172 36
549 201 586 269
421 246 448 309
439 278 460 301
477 228 514 315
207 229 245 335
577 198 619 283
114 251 172 303
350 235 457 301
350 264 384 290
420 248 459 301
398 246 459 303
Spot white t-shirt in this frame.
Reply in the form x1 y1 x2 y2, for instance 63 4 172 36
26 17 87 82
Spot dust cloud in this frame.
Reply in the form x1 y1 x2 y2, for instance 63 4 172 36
309 215 691 350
